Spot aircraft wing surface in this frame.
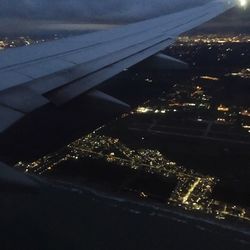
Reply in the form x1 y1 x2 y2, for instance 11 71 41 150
0 0 236 132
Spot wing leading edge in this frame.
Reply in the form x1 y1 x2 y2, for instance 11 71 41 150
0 0 236 132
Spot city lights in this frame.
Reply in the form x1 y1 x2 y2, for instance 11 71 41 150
11 32 250 228
15 131 250 223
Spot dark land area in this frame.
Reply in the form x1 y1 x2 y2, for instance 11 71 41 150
1 31 250 248
1 178 249 250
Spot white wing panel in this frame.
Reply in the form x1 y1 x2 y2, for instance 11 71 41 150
15 59 75 79
0 0 236 132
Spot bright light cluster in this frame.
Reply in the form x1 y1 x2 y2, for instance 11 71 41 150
239 0 248 8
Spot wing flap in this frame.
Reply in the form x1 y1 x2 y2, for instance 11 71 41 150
46 38 174 105
0 105 24 132
31 34 175 96
0 71 32 91
15 59 75 79
0 87 49 113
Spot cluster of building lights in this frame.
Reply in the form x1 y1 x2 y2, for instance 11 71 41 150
240 109 250 117
226 68 250 79
16 132 250 223
217 104 229 112
136 84 212 117
200 76 219 81
177 35 250 45
135 80 250 138
0 36 49 50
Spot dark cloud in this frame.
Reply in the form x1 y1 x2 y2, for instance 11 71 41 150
0 1 249 36
0 0 211 23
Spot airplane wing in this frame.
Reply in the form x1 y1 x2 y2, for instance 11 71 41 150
0 0 236 132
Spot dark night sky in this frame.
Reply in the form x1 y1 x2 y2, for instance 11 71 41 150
0 0 249 35
0 0 213 21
